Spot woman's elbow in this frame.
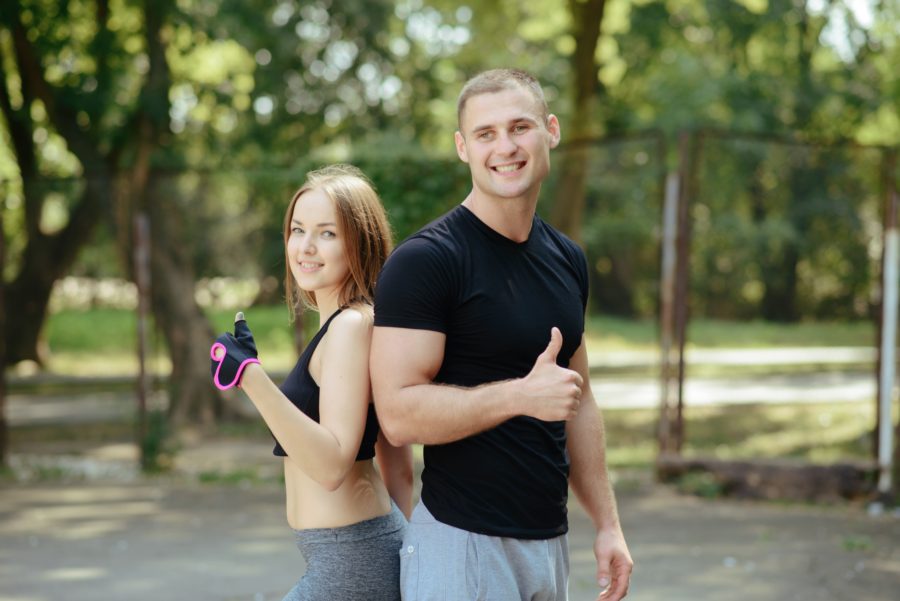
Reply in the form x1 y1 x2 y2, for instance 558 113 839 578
319 476 344 492
317 466 349 492
293 459 349 492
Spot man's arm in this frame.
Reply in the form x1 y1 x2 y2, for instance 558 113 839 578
374 432 414 518
370 326 583 446
567 336 633 601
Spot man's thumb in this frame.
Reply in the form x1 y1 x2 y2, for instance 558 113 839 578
538 327 563 364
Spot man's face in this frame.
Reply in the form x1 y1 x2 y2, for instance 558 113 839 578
455 86 560 204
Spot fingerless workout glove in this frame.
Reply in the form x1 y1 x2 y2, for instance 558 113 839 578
210 313 260 390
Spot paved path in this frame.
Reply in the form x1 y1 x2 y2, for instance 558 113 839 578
593 370 874 409
1 473 898 601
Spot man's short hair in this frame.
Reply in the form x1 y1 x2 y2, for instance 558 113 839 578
456 68 549 130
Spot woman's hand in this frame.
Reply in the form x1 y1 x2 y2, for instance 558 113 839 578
210 311 261 390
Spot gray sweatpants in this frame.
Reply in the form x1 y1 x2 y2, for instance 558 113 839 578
400 501 569 601
283 503 407 601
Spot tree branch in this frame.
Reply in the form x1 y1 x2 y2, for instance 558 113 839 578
0 27 41 238
10 15 106 171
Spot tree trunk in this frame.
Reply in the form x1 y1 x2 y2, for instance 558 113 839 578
0 204 8 468
143 180 222 425
549 0 607 243
1 8 114 364
4 178 110 363
119 0 229 427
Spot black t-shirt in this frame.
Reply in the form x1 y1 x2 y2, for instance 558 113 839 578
374 205 588 539
275 308 379 462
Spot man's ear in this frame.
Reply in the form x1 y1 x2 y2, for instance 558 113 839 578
547 114 561 149
455 131 469 163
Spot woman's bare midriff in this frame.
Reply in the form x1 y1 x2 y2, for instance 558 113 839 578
283 457 392 530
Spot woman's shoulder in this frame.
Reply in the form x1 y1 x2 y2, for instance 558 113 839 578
329 304 374 337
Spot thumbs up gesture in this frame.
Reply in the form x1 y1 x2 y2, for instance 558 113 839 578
210 311 261 390
519 327 583 422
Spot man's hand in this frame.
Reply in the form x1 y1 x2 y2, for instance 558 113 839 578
518 327 583 421
210 311 261 390
595 526 633 600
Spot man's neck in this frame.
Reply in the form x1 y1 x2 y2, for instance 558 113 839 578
461 191 538 243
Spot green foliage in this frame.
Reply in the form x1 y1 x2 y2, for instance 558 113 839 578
543 137 665 317
691 136 881 320
4 0 899 373
677 471 724 498
841 535 874 552
353 152 471 241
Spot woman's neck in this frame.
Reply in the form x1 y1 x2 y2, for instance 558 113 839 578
313 289 342 327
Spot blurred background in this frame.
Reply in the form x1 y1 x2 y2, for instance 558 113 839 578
2 2 900 600
0 0 898 493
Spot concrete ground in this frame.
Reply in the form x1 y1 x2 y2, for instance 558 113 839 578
1 437 898 601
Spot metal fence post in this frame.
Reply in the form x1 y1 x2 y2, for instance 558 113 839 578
877 150 899 499
134 212 152 465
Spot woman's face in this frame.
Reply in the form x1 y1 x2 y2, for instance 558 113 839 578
286 187 349 304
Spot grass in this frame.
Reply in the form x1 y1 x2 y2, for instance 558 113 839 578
32 307 877 377
41 305 309 375
601 401 875 469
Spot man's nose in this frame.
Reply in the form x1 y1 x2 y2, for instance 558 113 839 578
496 132 518 154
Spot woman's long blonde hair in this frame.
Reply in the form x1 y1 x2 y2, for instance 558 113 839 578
283 164 393 317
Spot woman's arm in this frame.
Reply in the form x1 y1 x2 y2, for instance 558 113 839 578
374 433 414 518
240 310 372 491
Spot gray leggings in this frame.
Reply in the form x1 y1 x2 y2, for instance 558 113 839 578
283 503 407 601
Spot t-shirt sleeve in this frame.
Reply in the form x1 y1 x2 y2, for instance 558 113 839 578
374 237 454 333
576 245 589 313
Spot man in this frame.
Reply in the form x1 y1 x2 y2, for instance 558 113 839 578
371 68 632 600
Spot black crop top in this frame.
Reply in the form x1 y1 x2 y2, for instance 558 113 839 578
273 308 379 461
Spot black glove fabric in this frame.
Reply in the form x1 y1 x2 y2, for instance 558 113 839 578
210 312 260 390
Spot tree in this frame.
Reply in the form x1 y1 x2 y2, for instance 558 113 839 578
549 0 607 244
0 0 223 424
0 2 115 364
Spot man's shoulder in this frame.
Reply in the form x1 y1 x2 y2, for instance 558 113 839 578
535 216 584 259
391 206 469 260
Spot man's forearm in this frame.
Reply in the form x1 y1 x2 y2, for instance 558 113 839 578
377 379 519 446
568 396 623 531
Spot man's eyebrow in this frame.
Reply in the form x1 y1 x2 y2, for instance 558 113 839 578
470 116 538 133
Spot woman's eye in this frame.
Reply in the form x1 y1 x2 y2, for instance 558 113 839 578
292 227 304 234
322 230 336 239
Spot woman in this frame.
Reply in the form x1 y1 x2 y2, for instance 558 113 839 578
210 165 412 600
